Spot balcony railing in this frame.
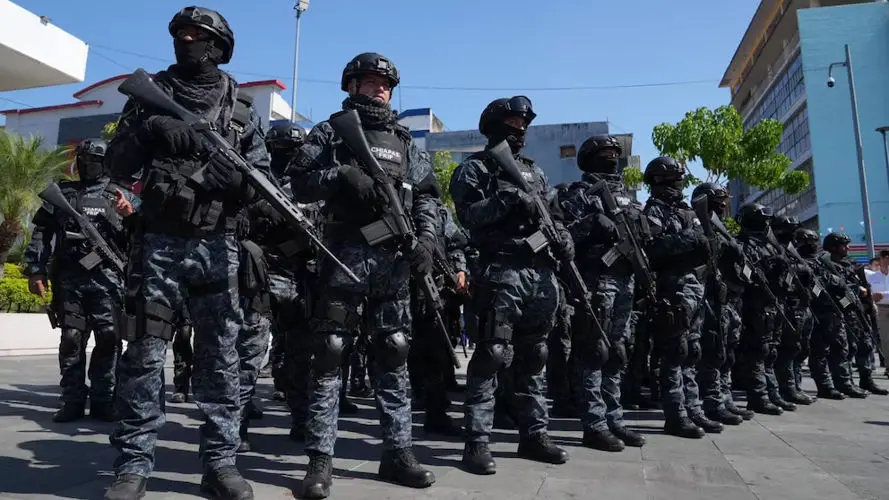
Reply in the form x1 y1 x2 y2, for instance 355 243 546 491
739 32 801 122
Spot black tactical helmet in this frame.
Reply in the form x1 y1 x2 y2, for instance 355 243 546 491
266 122 306 147
577 135 622 170
643 156 685 185
169 6 235 64
823 232 852 250
736 203 773 230
76 138 107 158
478 96 537 137
690 182 728 201
341 53 400 91
772 215 800 236
794 228 820 247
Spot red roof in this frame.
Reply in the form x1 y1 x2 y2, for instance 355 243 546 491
0 100 103 116
0 73 287 116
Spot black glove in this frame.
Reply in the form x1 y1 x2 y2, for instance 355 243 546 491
409 236 436 275
696 233 712 257
253 199 286 227
146 116 201 156
339 165 377 207
553 231 575 261
501 189 538 219
203 151 246 194
593 213 619 242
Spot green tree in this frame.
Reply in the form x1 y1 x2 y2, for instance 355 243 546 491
0 131 72 267
431 150 459 209
652 105 809 194
622 166 643 191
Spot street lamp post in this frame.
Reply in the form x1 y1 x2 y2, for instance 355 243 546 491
829 44 875 258
290 0 310 123
876 126 889 204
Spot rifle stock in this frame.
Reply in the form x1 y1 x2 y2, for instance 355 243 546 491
488 141 609 348
328 109 460 368
117 68 359 284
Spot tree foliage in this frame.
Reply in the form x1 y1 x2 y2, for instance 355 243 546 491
651 105 809 194
622 167 643 190
0 131 72 266
431 150 459 209
0 263 52 313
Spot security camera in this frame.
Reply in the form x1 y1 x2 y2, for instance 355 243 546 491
827 76 835 88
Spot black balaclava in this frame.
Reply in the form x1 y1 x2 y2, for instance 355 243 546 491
486 120 527 155
650 178 685 203
172 37 224 79
76 154 105 184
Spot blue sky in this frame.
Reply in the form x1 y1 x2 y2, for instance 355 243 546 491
3 0 758 183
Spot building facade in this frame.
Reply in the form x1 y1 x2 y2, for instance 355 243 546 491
721 0 889 260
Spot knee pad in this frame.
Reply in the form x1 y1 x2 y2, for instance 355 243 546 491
312 334 345 374
686 339 702 365
471 341 512 379
518 341 548 374
59 328 84 357
376 331 410 371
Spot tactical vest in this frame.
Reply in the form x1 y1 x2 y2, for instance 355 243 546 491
53 179 124 269
140 88 256 237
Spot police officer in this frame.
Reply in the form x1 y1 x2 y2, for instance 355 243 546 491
559 135 647 450
770 216 817 405
287 52 437 498
793 229 859 399
170 313 193 403
105 7 268 499
642 157 716 438
689 183 747 426
24 138 134 423
822 233 887 396
735 204 788 415
450 96 571 475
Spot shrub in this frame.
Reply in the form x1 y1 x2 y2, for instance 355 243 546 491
0 263 50 313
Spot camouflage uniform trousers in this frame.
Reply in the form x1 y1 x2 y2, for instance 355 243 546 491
546 283 573 408
715 297 743 410
846 314 876 378
52 269 123 405
268 268 312 423
696 293 728 413
238 295 271 408
655 274 705 421
464 262 559 443
304 242 414 457
808 313 853 390
739 298 777 402
794 308 815 389
767 303 811 395
111 232 242 476
574 271 635 432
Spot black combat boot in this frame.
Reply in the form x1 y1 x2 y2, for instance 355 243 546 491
690 414 724 434
104 474 148 500
838 384 868 399
664 417 705 439
349 380 373 398
423 411 462 436
378 447 435 488
769 393 797 412
748 398 783 415
169 392 187 403
462 442 496 475
53 402 85 423
782 388 816 405
272 390 286 401
90 401 117 422
610 426 646 447
725 401 755 420
199 466 253 500
705 407 744 425
245 399 263 420
300 452 333 499
237 414 251 453
860 374 889 395
339 395 359 415
517 433 569 464
817 387 846 400
582 429 625 452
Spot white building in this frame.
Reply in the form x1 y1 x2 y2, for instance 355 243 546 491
397 108 446 151
0 0 88 91
1 73 304 150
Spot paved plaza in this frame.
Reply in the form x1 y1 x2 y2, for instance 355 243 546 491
1 354 889 499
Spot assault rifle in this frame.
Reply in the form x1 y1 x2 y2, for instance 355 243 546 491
38 182 125 273
116 68 359 284
328 109 461 368
589 180 656 304
487 141 609 348
691 195 725 336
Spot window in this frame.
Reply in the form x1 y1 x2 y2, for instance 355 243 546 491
560 145 576 159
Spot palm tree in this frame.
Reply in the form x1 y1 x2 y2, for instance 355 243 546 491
0 131 72 273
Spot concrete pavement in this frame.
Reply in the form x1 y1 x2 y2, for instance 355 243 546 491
1 354 889 499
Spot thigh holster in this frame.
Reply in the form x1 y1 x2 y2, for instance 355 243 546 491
59 300 87 331
118 301 176 343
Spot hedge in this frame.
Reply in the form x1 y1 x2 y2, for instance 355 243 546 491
0 263 51 313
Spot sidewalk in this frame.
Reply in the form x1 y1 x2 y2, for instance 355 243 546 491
1 354 888 499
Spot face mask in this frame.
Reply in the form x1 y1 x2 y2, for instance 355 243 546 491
270 153 292 177
174 39 222 67
488 122 526 154
586 157 619 174
651 180 684 203
77 157 105 183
